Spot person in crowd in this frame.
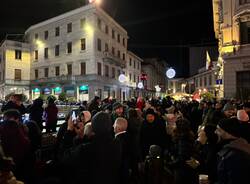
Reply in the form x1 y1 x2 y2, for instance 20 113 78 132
0 143 24 184
140 108 168 159
87 96 101 113
243 102 250 117
169 118 199 184
127 108 143 181
195 125 219 184
111 102 125 124
237 109 250 143
222 102 236 118
114 117 130 184
61 112 121 184
1 94 26 115
143 145 165 184
209 102 224 126
0 109 34 183
44 96 58 133
28 97 44 131
202 101 214 126
215 118 250 184
136 97 145 111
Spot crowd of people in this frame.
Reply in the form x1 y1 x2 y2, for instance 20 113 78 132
0 94 250 184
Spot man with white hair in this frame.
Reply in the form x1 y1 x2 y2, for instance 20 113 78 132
114 118 130 184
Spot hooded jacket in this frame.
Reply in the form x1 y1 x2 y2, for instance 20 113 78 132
217 138 250 184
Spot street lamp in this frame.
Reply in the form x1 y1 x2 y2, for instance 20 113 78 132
118 74 127 83
138 82 144 89
166 68 176 79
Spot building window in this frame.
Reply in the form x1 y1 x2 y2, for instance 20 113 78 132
105 25 109 34
199 77 202 86
44 48 48 59
129 58 132 66
105 43 109 52
80 18 86 28
81 62 86 75
112 29 115 39
97 18 101 29
67 64 72 75
117 34 120 43
81 38 86 51
122 53 125 60
35 69 38 79
195 78 198 87
44 31 48 40
55 27 60 36
105 65 109 77
35 50 38 60
134 60 136 69
55 66 60 76
112 47 115 55
15 50 22 60
67 42 72 54
97 38 102 51
112 67 115 78
137 62 140 70
35 33 38 40
67 23 72 33
45 68 48 78
209 75 212 86
123 38 125 46
97 62 102 75
240 22 250 44
129 73 132 81
117 50 121 58
134 74 136 82
204 76 207 86
55 45 60 56
14 69 21 80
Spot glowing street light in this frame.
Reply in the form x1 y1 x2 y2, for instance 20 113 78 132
119 74 127 83
138 82 144 89
89 0 102 5
166 68 176 79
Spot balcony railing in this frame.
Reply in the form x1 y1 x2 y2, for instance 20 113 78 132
5 79 30 85
103 51 126 68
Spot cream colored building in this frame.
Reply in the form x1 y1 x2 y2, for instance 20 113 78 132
0 40 30 99
0 3 144 101
23 3 139 101
125 51 143 98
213 0 250 99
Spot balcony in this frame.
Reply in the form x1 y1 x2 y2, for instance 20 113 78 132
103 51 126 68
31 75 76 85
5 79 30 86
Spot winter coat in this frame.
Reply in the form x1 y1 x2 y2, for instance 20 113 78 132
1 101 26 115
62 135 122 184
44 104 58 125
217 138 250 184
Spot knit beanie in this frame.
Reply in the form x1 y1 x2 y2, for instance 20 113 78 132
112 102 123 111
222 103 235 112
145 108 155 116
218 118 241 137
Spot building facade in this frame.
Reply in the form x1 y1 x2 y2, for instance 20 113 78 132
141 58 168 97
0 40 30 99
0 3 144 101
213 0 250 99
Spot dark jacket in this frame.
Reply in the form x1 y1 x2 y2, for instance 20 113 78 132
28 98 44 130
140 118 168 159
217 138 250 184
62 135 122 184
44 103 58 125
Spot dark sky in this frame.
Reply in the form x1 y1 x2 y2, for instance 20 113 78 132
0 0 217 77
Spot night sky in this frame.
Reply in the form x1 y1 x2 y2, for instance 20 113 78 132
0 0 217 77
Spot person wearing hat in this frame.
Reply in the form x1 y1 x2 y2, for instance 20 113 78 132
222 102 236 118
215 118 250 184
111 102 125 124
140 108 168 160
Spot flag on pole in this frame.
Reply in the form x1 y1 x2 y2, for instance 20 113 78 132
206 50 212 70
